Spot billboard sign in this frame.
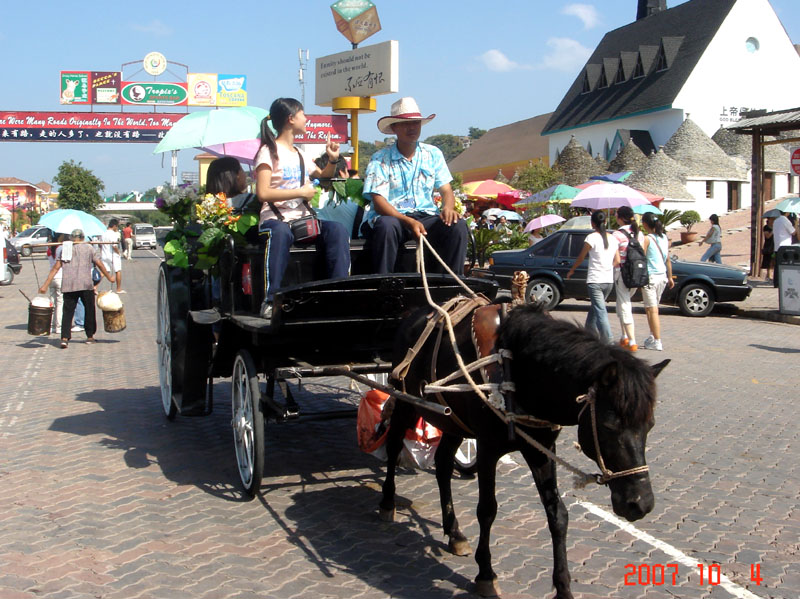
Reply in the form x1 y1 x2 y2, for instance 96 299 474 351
91 71 121 104
187 73 218 106
120 82 188 106
143 52 168 76
295 115 349 144
217 74 248 107
60 72 91 105
315 40 398 107
0 111 184 143
330 0 381 45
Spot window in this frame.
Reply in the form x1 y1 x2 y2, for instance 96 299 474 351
598 68 609 89
562 234 589 258
614 63 626 84
706 181 714 199
587 141 593 156
581 72 591 94
632 55 645 78
655 45 668 71
746 37 760 53
531 234 560 256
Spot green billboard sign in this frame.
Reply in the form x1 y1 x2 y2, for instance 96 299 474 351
120 82 188 106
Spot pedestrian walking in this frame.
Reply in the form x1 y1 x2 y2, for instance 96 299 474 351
566 211 620 343
38 229 113 348
46 232 65 334
699 214 722 263
99 219 124 293
612 206 644 351
640 213 674 351
122 222 133 260
760 220 774 281
772 210 797 249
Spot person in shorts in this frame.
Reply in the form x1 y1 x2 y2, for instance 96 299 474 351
640 212 674 351
99 219 124 293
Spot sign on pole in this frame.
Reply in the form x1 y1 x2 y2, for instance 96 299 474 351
330 0 381 45
315 40 398 107
791 148 800 175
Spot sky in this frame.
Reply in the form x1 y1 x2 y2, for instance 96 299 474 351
1 0 798 196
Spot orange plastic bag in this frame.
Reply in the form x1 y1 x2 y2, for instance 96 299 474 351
357 390 390 453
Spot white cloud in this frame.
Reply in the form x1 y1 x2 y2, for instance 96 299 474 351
537 37 593 72
479 49 531 72
562 3 600 29
130 20 172 36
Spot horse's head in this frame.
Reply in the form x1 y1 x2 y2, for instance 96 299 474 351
577 356 669 522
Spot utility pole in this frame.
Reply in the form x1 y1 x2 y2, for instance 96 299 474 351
298 49 309 106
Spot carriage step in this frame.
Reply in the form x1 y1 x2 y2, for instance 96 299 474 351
189 308 223 325
276 405 300 421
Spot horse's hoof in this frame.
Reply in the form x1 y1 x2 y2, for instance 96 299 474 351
378 506 395 522
474 577 500 597
448 537 472 556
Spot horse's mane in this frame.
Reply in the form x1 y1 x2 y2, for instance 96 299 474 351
497 304 656 426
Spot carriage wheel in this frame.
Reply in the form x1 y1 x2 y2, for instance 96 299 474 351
156 263 213 419
454 438 478 476
231 350 265 497
157 265 178 420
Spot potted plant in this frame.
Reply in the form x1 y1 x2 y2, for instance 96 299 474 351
679 210 701 244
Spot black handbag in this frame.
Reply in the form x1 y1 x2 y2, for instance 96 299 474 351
268 149 320 244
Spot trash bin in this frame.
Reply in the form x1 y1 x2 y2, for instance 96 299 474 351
775 245 800 315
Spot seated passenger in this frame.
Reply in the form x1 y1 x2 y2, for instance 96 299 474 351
362 97 467 274
255 97 350 319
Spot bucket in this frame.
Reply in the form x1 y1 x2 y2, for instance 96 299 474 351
28 305 53 336
102 307 126 333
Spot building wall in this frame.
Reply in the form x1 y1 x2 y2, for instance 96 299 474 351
547 109 684 164
673 0 800 138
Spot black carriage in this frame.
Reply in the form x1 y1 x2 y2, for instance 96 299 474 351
156 234 497 495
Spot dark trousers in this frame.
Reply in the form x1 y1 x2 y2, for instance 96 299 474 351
259 219 351 301
62 289 96 340
368 213 468 274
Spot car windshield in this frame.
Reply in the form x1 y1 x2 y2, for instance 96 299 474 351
136 226 155 234
16 228 37 238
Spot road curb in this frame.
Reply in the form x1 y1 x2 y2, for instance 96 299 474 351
734 307 800 326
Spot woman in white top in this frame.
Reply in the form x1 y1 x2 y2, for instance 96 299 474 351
566 211 620 343
640 213 674 351
255 97 351 319
699 214 722 264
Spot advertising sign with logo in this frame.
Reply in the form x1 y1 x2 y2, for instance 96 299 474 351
143 52 167 76
0 111 185 143
294 115 349 144
217 75 248 106
187 73 218 106
315 40 398 107
120 82 188 106
91 71 121 104
60 72 91 105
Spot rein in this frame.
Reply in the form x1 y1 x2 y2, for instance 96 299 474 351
401 237 649 486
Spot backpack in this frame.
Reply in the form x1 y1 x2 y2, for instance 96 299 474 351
619 229 649 288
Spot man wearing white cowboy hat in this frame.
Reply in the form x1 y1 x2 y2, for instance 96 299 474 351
362 97 467 274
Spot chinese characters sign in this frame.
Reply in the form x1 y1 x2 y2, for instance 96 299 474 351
217 74 247 107
315 40 398 106
0 111 185 143
719 106 765 124
330 0 381 45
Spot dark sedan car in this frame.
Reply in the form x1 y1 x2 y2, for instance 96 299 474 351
472 228 752 317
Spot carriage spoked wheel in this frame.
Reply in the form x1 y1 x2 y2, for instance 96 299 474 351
231 349 265 497
454 438 478 476
157 265 178 420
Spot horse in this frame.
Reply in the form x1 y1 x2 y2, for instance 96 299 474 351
380 302 669 598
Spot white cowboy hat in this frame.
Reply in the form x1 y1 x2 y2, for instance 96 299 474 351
377 97 436 135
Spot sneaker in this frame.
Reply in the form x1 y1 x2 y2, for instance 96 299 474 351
260 300 273 320
86 338 96 344
643 335 655 347
117 290 127 294
628 344 638 352
643 337 663 351
619 337 630 348
72 325 84 332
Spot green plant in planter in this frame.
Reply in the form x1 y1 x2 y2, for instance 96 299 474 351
658 209 682 228
679 210 701 232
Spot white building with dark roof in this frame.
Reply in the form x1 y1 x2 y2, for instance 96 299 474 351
543 0 800 211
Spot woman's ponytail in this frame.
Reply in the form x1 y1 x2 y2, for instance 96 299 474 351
259 98 304 164
616 205 639 237
642 212 665 236
591 210 609 248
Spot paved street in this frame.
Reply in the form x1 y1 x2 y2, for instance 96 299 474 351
0 251 797 599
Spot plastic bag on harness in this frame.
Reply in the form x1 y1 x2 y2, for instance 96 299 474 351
357 392 442 468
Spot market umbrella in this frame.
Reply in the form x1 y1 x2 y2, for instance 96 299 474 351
633 204 663 215
202 139 263 165
38 209 106 238
482 207 504 217
571 183 650 210
496 189 527 209
774 197 800 214
524 214 565 232
590 171 633 183
463 180 516 199
515 184 580 206
498 210 523 221
153 106 269 154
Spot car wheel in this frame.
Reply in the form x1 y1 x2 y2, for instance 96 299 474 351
678 283 714 317
526 278 561 310
20 245 32 257
0 267 12 286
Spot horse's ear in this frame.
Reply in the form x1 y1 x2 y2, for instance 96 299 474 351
651 359 670 378
600 362 618 387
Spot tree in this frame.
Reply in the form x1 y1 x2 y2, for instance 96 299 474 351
356 140 382 170
513 162 563 194
468 127 487 140
423 134 465 162
52 160 104 213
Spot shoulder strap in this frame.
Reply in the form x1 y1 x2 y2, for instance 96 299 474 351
267 147 317 221
648 234 667 262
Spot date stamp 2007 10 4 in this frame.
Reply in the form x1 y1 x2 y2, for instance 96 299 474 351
623 563 763 587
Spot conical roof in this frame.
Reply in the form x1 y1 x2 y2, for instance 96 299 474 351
664 119 745 179
609 141 648 172
553 136 606 186
595 153 610 170
712 127 792 172
627 148 692 199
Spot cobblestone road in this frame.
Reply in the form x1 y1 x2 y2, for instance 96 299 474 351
0 251 797 599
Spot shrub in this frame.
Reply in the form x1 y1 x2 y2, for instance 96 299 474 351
679 210 701 231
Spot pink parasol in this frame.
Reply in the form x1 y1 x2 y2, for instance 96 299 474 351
524 214 565 233
571 183 649 210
